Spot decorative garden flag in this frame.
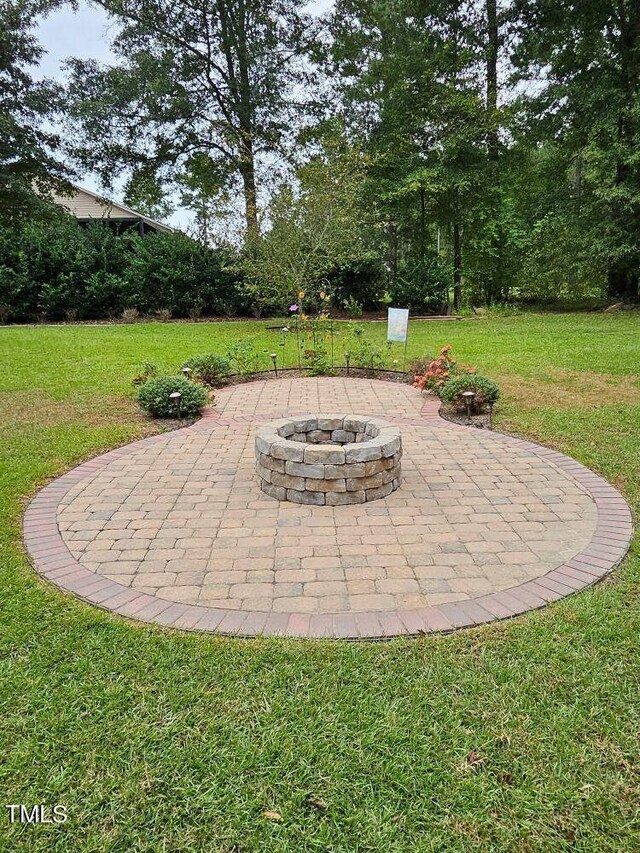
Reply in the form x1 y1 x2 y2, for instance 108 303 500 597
387 307 409 342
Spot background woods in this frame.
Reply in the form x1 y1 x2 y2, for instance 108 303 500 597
1 0 639 320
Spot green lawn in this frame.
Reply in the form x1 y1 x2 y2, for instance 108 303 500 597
0 313 639 851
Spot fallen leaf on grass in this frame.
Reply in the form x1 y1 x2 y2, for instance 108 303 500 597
304 794 327 811
262 810 283 822
460 751 485 772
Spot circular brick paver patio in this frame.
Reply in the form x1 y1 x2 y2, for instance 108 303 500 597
24 378 633 638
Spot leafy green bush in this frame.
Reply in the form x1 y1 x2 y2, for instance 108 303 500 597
0 215 248 321
132 361 159 386
303 347 333 376
348 323 390 372
137 376 209 418
440 374 501 414
342 295 363 317
388 255 451 313
121 232 246 317
0 216 129 321
326 257 386 311
183 353 230 386
226 339 259 376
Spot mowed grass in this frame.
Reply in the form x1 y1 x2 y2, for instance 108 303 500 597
0 313 639 852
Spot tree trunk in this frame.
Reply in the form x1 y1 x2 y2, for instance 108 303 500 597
389 221 399 285
485 0 500 305
419 187 426 260
220 0 260 243
607 2 640 300
239 140 259 242
486 0 498 160
608 263 639 300
453 222 462 309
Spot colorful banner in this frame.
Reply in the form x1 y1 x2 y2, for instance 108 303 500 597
387 307 409 343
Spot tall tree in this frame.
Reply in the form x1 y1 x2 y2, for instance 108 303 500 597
485 0 500 158
66 0 320 241
513 0 640 301
0 0 69 223
330 0 488 309
242 124 382 315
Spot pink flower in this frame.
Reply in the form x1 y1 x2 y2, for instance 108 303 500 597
289 304 298 312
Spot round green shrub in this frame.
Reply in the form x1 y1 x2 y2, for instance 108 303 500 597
137 376 209 419
440 374 500 413
183 352 230 386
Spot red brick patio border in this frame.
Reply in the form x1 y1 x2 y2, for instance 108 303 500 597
22 385 633 639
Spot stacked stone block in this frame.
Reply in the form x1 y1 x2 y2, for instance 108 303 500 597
255 414 402 505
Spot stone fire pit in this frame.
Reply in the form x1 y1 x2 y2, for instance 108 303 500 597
255 414 402 505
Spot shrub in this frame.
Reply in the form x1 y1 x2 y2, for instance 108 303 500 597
132 361 159 386
342 295 363 317
183 353 230 386
226 339 259 376
303 347 333 376
122 233 247 318
326 257 386 311
0 215 248 322
412 345 474 393
388 255 451 313
348 323 390 373
122 308 140 323
440 374 500 414
137 375 209 418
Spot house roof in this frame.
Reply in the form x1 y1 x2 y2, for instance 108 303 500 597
52 183 175 233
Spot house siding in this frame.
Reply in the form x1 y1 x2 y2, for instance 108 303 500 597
53 189 137 221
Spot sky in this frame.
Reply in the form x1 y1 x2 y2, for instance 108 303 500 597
34 1 335 229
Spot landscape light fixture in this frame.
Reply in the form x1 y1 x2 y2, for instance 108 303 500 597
270 352 278 376
169 390 182 418
462 390 475 424
182 366 192 378
345 351 351 374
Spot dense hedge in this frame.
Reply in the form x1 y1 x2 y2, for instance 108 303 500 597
0 214 461 323
0 214 249 322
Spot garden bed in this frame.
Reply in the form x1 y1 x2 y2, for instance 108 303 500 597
211 365 416 387
438 405 494 430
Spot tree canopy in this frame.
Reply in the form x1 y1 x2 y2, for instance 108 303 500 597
0 0 70 223
2 0 639 310
66 0 320 241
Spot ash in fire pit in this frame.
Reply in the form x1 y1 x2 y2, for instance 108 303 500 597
255 415 402 505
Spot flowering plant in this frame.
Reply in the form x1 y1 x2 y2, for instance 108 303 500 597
412 345 474 395
288 289 335 373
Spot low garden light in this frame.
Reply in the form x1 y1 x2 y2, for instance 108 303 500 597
270 352 278 376
462 390 475 424
345 351 351 374
169 390 182 418
182 366 192 378
488 401 494 430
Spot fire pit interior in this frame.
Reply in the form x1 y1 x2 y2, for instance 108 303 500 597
255 414 402 505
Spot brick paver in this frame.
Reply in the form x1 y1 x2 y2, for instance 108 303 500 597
24 377 633 638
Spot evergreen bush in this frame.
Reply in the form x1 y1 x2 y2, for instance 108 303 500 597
440 374 501 413
183 353 230 386
137 376 209 418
